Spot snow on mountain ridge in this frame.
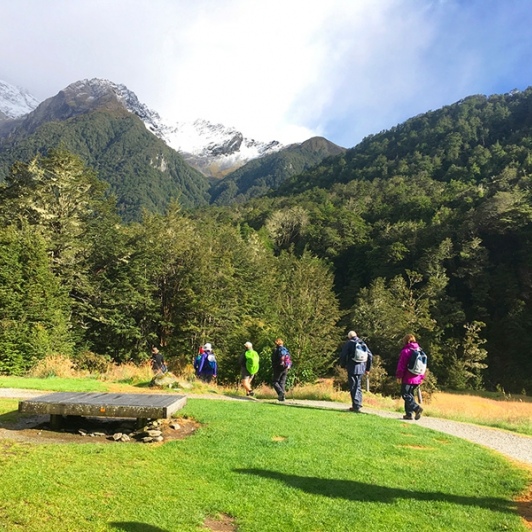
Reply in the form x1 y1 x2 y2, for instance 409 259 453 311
69 79 284 172
0 80 40 119
0 78 284 176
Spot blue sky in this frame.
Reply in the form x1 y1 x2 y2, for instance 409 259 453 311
1 0 532 148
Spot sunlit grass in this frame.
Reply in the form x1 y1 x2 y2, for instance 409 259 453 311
0 399 529 531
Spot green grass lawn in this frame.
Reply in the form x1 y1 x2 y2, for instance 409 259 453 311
0 375 110 392
0 398 529 531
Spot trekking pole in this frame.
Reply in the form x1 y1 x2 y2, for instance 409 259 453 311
417 385 423 404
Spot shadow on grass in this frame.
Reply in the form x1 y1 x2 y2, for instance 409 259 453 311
0 408 47 430
235 468 516 513
110 523 169 532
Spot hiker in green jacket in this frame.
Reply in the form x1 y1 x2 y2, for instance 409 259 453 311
240 341 259 397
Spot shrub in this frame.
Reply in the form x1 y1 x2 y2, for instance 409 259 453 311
27 354 77 378
73 351 112 374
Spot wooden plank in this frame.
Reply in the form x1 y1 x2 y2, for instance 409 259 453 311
18 392 187 420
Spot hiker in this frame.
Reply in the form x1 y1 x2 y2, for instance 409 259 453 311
271 338 291 402
240 341 259 397
194 343 217 383
396 333 425 420
150 346 167 374
339 331 373 413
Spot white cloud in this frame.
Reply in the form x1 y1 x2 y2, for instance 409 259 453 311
1 0 532 147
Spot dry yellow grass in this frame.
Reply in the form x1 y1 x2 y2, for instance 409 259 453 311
425 392 532 426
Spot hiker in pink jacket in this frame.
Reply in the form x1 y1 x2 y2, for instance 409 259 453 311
396 333 425 420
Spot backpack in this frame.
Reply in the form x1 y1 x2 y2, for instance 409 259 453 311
407 349 428 375
206 354 216 372
352 341 368 364
279 346 292 369
245 349 260 375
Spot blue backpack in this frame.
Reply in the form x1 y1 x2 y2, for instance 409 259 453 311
205 354 216 372
279 346 292 369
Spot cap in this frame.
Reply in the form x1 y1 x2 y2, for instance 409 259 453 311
204 343 212 350
347 331 357 338
244 341 253 349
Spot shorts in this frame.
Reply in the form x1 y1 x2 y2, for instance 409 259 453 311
241 368 254 379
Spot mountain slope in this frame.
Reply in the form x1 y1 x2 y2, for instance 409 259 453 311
162 119 283 178
0 79 210 220
278 88 532 196
210 136 345 204
0 80 39 120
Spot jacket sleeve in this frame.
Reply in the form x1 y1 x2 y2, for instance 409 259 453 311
396 348 408 379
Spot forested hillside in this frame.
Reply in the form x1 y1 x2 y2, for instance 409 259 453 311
0 96 210 221
210 137 345 205
207 88 532 393
1 87 532 395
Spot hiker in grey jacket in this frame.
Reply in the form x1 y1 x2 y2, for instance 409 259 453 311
340 331 373 413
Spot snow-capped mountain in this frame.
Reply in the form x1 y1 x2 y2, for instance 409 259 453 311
0 80 39 119
0 77 283 177
161 119 283 177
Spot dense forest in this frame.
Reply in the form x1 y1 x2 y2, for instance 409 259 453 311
1 87 532 394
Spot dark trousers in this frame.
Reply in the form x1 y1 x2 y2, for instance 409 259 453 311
401 383 421 415
272 369 288 398
348 373 363 410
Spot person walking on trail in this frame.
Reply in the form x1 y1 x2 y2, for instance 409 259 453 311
194 343 218 383
339 331 372 413
150 346 167 374
240 341 259 397
271 338 291 402
396 333 425 420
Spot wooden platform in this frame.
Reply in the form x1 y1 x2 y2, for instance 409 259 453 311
18 392 187 428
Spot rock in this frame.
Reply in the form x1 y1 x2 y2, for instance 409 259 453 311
120 434 131 442
169 423 181 430
146 430 162 437
142 436 153 443
112 433 123 441
152 436 164 442
151 372 179 389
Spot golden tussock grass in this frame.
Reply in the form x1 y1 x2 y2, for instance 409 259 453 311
426 392 532 426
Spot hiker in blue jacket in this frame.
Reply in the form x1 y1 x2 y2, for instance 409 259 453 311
271 338 290 402
339 331 373 413
194 343 217 383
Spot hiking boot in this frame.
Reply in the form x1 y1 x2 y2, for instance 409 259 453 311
415 407 423 420
246 390 255 397
349 407 362 413
278 395 285 402
403 414 413 420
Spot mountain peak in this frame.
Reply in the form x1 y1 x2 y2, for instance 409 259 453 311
0 77 286 177
0 80 40 119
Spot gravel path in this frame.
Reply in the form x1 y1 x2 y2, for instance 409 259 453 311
2 388 531 467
